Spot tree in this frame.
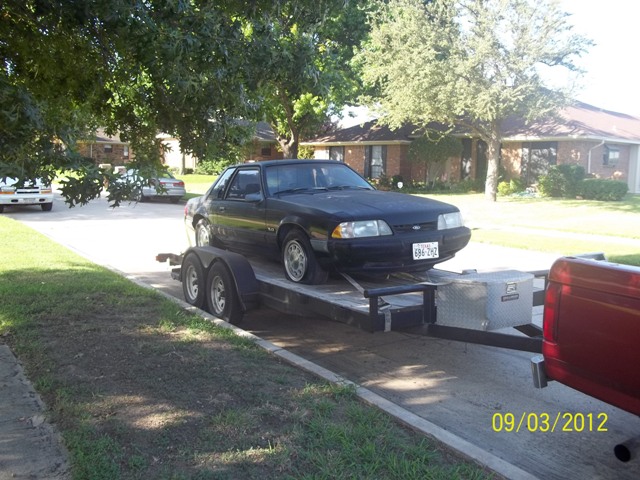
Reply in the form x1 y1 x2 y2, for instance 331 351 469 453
357 0 592 200
408 135 462 188
4 1 365 206
250 1 372 158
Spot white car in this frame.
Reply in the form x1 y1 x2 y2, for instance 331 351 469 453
0 177 54 213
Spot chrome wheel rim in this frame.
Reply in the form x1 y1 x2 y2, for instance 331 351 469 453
185 264 199 301
196 224 210 246
284 240 306 282
211 275 226 314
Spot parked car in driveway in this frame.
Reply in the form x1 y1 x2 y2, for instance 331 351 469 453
184 159 471 284
0 177 54 213
122 169 186 203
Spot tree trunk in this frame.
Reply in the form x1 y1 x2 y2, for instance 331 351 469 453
278 139 298 159
276 128 299 159
484 126 501 202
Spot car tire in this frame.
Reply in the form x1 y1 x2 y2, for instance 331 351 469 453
41 203 53 212
181 252 206 309
0 205 4 213
195 219 213 247
282 230 329 285
206 262 243 324
170 197 180 204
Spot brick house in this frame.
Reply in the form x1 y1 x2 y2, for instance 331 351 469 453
160 121 283 172
76 129 132 166
301 101 640 194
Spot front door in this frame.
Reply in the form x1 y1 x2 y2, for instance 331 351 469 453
213 167 267 253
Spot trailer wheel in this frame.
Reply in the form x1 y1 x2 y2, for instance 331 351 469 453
182 252 206 309
206 262 243 324
282 230 328 285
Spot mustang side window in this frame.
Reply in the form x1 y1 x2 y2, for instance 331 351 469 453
226 168 262 201
209 168 235 199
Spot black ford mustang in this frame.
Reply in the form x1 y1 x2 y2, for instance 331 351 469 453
185 160 471 284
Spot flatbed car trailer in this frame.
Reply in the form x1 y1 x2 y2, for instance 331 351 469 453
157 246 598 354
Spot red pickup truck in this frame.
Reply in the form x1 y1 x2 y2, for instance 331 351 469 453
531 256 640 461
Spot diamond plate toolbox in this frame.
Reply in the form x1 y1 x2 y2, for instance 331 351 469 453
426 270 534 330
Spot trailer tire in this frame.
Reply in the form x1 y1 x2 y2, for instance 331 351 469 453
282 230 328 285
182 252 206 309
206 262 243 324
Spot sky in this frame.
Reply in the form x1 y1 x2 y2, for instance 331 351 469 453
340 0 640 127
560 0 640 116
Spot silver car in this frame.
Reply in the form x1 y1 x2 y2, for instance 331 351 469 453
124 169 186 203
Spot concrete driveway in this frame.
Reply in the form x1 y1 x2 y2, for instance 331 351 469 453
6 193 640 480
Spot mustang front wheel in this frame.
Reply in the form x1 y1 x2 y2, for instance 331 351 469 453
282 230 328 285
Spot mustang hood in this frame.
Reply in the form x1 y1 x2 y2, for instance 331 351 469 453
277 190 459 223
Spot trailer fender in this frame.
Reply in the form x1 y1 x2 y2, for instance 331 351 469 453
186 246 260 312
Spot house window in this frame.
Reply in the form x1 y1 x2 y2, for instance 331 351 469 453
261 146 271 157
104 144 113 153
329 146 344 162
603 146 619 167
123 145 129 158
365 145 387 179
521 141 557 185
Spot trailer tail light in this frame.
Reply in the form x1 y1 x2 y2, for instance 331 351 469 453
542 282 561 343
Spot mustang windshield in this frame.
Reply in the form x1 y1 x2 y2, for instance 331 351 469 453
266 163 373 196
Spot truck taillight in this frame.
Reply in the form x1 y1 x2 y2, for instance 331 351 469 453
542 282 561 342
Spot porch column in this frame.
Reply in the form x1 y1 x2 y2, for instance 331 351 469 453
630 145 640 194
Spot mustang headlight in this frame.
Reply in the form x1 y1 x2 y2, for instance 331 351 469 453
437 212 464 229
331 220 393 239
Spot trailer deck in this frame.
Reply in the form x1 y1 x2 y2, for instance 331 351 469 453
158 246 548 353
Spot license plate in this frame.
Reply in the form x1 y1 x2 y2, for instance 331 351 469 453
413 242 439 260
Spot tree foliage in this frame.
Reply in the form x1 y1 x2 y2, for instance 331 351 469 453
252 1 372 158
1 0 368 206
357 0 592 200
408 134 462 187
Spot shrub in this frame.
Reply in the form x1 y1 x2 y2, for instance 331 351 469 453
497 178 525 196
538 164 585 197
577 179 628 201
450 178 485 193
195 158 234 175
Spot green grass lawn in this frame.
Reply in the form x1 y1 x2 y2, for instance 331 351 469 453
419 193 640 265
0 216 492 480
182 173 217 197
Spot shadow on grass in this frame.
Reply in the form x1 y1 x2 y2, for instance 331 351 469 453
1 266 489 480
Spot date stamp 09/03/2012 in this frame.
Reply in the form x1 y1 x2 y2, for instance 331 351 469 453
491 412 609 433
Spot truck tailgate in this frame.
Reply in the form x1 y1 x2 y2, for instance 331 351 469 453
542 257 640 416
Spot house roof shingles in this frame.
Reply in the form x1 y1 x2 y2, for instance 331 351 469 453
502 101 640 142
305 101 640 145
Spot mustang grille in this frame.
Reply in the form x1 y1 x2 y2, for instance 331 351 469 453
392 221 438 233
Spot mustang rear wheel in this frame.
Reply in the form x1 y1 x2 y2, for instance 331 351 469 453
195 219 212 246
206 262 243 324
182 252 205 309
282 230 328 285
